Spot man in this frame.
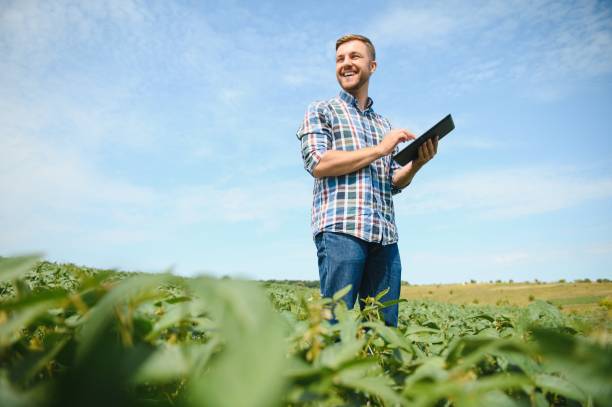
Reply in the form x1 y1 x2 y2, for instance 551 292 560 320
296 34 438 326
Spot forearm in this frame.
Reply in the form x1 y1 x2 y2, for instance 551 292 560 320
392 161 423 189
312 147 383 178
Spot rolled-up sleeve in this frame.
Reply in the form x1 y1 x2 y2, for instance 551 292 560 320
296 102 332 176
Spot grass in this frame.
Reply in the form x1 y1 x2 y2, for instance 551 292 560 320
549 295 608 306
401 281 612 339
401 281 612 315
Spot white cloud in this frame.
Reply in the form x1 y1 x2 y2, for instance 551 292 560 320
217 87 249 106
0 1 321 256
367 1 512 48
0 0 152 70
404 242 609 284
168 181 309 226
367 7 456 47
398 166 612 219
368 0 612 98
447 59 505 95
492 251 531 265
282 72 310 87
443 134 505 151
585 242 612 255
0 132 310 249
409 248 536 269
281 65 329 87
0 133 156 227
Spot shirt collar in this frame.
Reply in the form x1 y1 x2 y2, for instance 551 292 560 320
339 89 374 112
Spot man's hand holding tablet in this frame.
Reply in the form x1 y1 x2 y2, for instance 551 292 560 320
393 114 455 166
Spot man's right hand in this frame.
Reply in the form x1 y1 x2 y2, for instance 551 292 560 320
376 129 416 157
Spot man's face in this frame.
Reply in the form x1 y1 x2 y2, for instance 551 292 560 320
335 40 376 93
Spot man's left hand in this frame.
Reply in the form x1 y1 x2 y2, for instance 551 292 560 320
413 136 438 169
391 136 439 189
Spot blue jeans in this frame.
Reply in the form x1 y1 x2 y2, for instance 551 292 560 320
314 231 402 326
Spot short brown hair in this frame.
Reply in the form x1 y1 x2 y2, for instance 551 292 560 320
336 34 376 61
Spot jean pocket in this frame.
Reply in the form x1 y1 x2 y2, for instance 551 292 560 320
314 232 326 258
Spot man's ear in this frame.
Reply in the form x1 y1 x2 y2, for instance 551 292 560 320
370 60 377 74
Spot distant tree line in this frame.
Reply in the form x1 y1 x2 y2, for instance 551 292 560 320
258 278 612 288
261 279 321 288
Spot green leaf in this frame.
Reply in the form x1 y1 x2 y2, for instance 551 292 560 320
531 328 612 404
9 333 70 384
335 308 361 343
133 341 220 383
363 321 414 353
476 327 500 338
332 284 352 302
188 278 288 407
534 373 586 402
0 288 68 311
0 370 44 407
0 254 42 285
145 298 207 340
405 373 529 406
492 350 543 377
466 313 495 322
338 375 405 406
404 326 440 335
380 298 407 308
319 337 365 370
374 286 390 301
284 356 327 381
0 301 56 347
403 357 448 389
76 273 171 361
454 389 522 407
445 336 529 370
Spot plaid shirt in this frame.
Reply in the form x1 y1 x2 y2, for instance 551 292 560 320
297 90 404 245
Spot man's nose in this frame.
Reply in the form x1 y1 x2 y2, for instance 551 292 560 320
340 59 353 69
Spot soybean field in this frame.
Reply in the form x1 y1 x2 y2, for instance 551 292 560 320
0 256 610 407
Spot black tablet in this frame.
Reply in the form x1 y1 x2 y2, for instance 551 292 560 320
392 114 455 166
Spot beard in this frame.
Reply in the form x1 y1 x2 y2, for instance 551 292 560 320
337 70 371 93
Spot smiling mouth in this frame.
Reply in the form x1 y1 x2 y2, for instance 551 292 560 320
342 71 357 78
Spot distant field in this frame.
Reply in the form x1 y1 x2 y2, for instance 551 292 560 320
401 281 612 315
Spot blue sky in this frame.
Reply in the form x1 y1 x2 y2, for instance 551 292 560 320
1 0 611 284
